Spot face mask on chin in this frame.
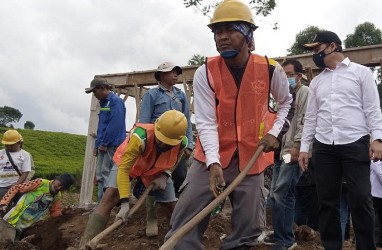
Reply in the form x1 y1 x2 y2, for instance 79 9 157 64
218 36 248 59
220 50 239 59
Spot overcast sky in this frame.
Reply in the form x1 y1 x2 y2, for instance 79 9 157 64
0 0 381 135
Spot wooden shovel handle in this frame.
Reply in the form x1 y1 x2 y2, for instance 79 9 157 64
159 145 265 250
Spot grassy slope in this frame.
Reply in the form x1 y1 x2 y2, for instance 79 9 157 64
0 127 86 180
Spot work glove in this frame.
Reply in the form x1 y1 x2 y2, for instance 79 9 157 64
152 174 168 191
258 134 280 153
115 202 130 223
0 205 7 218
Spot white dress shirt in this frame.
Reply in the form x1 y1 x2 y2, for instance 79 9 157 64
300 58 382 152
371 161 382 198
194 60 292 167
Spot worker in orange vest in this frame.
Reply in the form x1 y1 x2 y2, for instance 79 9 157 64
164 0 293 249
79 110 188 249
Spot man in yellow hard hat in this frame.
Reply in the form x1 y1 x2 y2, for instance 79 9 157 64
164 0 292 249
79 110 188 248
139 61 194 237
0 130 32 199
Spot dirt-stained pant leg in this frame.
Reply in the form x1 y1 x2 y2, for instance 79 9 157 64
164 160 214 250
221 158 265 249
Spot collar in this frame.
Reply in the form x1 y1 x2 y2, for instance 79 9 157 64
158 83 179 93
341 57 351 66
324 57 350 72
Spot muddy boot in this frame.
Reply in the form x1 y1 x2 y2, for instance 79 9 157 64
145 195 158 237
79 213 108 249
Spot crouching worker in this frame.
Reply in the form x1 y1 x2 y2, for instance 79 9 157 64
79 110 188 248
0 173 75 242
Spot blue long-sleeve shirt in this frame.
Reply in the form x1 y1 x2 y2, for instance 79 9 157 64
139 84 194 150
96 92 126 148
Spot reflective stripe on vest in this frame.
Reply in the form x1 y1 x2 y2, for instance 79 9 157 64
194 54 276 175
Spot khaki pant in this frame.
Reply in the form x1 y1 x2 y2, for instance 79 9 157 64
165 156 266 250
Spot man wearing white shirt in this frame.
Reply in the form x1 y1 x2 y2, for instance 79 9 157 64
0 130 31 199
298 30 382 250
164 1 293 249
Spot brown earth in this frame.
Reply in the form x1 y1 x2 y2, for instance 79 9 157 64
0 199 367 250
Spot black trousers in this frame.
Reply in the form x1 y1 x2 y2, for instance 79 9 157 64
312 135 375 250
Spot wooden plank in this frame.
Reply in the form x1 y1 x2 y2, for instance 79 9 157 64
79 95 99 208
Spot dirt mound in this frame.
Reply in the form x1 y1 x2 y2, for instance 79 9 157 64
0 203 365 250
21 209 88 250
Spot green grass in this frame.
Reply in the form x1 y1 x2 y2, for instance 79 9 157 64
0 127 86 181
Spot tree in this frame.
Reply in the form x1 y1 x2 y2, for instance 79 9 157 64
344 22 382 48
24 121 35 130
183 0 276 17
345 22 382 85
287 26 325 55
0 106 23 127
188 54 206 66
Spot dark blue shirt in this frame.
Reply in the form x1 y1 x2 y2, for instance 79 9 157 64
96 92 126 148
139 84 194 149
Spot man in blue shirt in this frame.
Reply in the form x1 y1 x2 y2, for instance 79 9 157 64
85 78 126 201
139 61 194 237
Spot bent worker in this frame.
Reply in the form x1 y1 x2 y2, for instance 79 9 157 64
139 61 194 237
164 0 293 249
0 173 75 242
79 110 188 248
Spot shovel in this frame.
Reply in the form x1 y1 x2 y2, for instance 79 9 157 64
159 145 265 250
86 183 154 249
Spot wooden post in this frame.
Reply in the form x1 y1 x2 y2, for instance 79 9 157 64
182 78 194 114
134 82 142 122
305 67 313 84
79 95 99 208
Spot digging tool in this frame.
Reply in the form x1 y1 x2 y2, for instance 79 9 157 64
86 183 154 249
159 145 265 250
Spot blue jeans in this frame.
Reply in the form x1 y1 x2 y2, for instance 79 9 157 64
270 160 301 247
172 155 188 196
96 147 116 201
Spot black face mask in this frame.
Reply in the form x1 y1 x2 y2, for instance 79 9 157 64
312 45 337 68
312 50 327 68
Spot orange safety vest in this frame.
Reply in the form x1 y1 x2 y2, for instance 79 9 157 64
194 54 276 175
113 123 182 187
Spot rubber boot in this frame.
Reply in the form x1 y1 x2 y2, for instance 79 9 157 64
79 213 108 249
145 195 158 237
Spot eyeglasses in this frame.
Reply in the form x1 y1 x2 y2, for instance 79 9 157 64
286 73 299 78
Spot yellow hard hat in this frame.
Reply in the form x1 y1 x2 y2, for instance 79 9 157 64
155 110 187 146
1 130 23 145
208 0 258 30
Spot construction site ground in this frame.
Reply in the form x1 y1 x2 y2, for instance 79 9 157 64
0 191 378 250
